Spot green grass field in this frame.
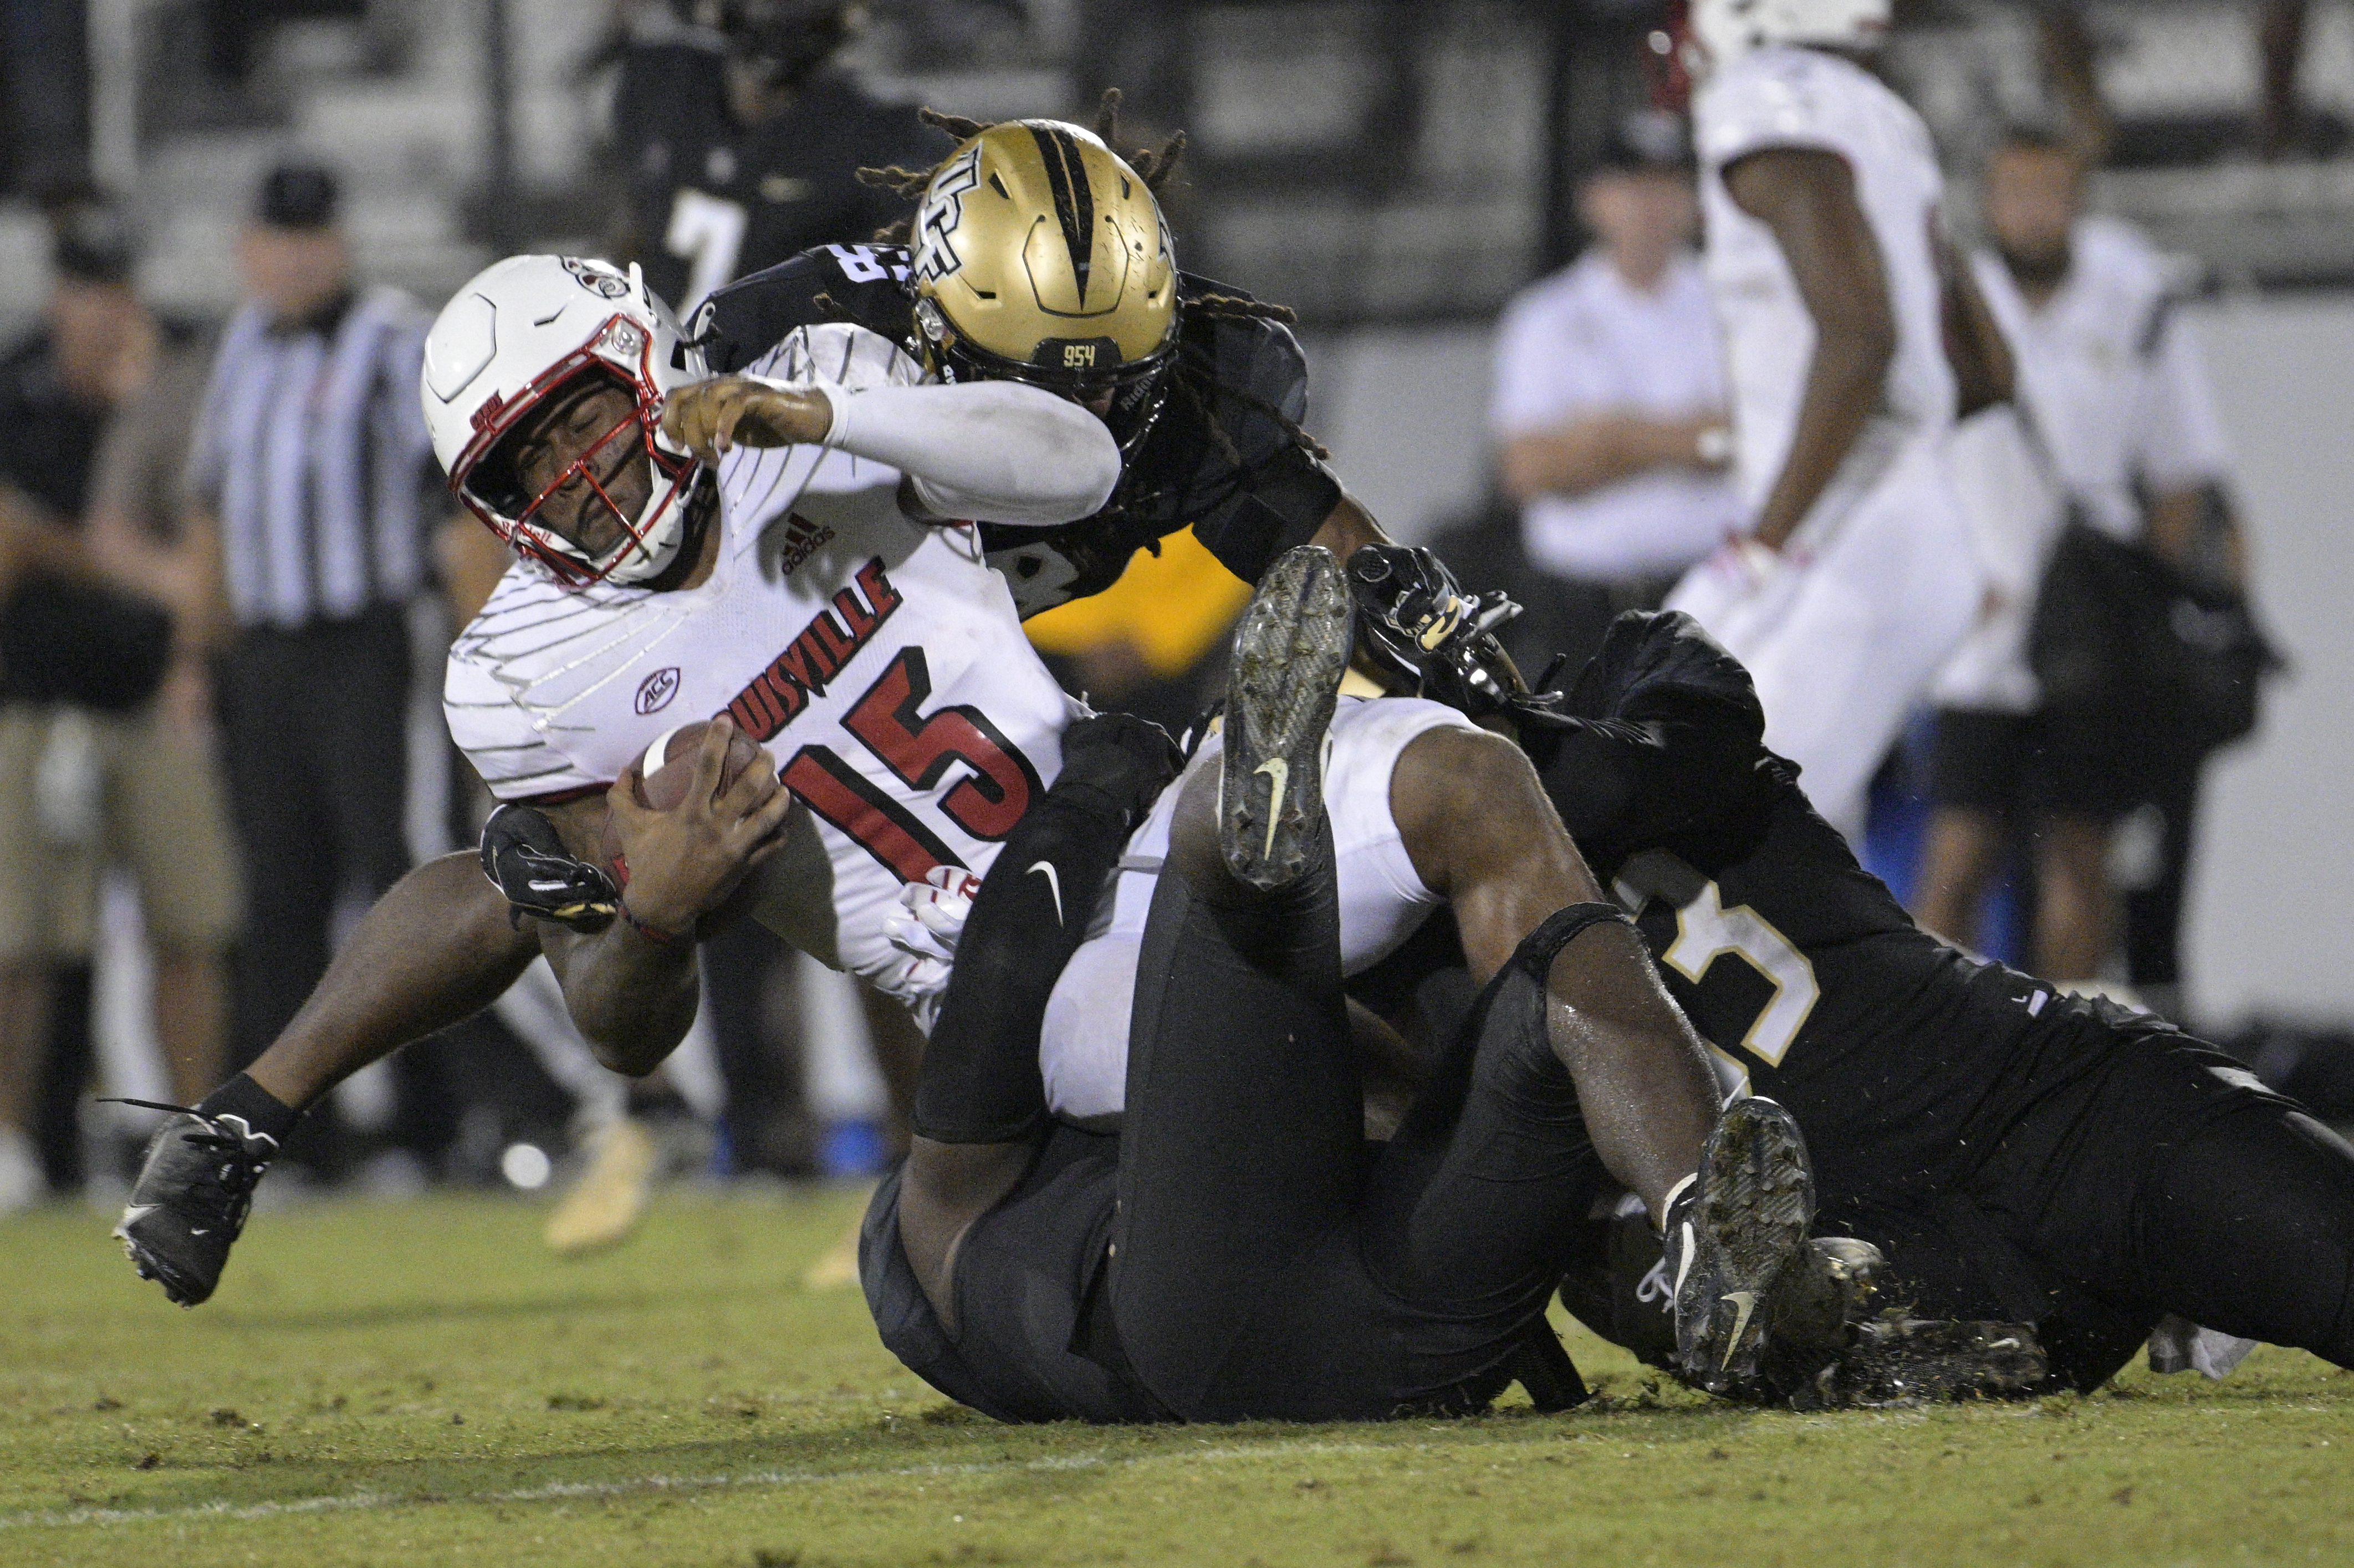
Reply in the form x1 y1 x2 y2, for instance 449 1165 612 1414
4 1189 2351 1568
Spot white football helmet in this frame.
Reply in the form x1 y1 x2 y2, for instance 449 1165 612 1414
421 254 707 586
1688 0 1892 75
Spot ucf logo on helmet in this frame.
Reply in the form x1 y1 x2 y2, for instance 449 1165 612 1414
915 146 982 283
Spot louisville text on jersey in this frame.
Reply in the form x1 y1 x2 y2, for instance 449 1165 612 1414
723 558 903 739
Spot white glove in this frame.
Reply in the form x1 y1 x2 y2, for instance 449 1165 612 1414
883 866 984 977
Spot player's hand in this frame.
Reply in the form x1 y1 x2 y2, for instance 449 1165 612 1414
661 376 834 463
884 866 983 987
603 717 793 937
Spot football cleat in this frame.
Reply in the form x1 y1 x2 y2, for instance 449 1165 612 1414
1218 545 1352 891
1662 1095 1816 1395
1795 1314 2051 1409
1757 1235 1886 1395
113 1104 280 1306
543 1117 662 1257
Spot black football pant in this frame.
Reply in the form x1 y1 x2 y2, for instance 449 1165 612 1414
1577 1040 2354 1392
1955 1043 2354 1390
1103 828 1618 1422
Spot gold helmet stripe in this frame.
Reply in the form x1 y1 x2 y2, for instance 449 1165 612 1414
1027 123 1096 306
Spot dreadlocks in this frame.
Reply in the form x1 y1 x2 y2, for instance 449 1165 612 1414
850 90 1327 466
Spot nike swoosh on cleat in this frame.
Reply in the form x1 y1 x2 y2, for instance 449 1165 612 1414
1255 758 1288 860
1719 1290 1757 1371
1672 1220 1697 1301
1027 861 1064 926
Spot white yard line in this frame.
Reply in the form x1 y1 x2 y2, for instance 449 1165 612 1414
1 1437 1413 1532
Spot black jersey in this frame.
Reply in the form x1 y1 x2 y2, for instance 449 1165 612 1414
1536 613 2163 1192
693 242 1342 615
611 48 943 312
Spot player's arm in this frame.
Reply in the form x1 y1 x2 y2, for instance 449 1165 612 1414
895 715 1179 1329
1938 231 2015 420
535 719 794 1076
1390 726 1716 1215
663 371 1121 527
1309 488 1388 562
1722 147 1897 553
1500 416 1730 502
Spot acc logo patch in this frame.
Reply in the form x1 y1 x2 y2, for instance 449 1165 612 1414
561 257 631 299
634 666 682 716
914 145 982 283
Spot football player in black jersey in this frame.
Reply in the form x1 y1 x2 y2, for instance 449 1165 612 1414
1352 556 2354 1395
111 105 1378 1307
610 1 945 313
687 96 1371 618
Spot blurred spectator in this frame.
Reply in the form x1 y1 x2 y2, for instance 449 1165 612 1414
0 202 208 1209
0 0 90 195
611 0 946 313
1489 113 1739 680
185 164 452 1132
1917 128 2241 1010
2027 1 2316 162
200 0 367 86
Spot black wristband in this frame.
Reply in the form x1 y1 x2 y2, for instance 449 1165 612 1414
195 1072 302 1144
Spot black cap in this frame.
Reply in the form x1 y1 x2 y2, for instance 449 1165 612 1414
1592 110 1694 176
50 202 136 285
256 162 340 230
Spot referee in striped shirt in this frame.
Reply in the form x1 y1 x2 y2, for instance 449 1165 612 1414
185 164 455 1081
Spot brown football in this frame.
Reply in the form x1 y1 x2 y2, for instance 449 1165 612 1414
598 719 770 883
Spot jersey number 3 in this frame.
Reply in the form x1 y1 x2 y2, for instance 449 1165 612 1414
779 646 1041 885
1615 850 1819 1068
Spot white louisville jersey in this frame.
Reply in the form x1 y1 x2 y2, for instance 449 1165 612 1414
1695 45 1955 520
445 321 1075 1004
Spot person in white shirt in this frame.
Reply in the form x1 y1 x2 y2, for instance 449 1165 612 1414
1664 0 2010 844
1916 126 2240 1004
1490 115 1740 670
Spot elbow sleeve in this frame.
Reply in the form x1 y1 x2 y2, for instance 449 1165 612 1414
817 380 1122 525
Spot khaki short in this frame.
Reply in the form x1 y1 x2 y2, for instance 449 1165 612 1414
0 704 242 963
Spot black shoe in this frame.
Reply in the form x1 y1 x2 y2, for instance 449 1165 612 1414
1219 545 1352 891
1794 1314 2051 1409
1758 1235 1885 1395
1664 1095 1815 1394
114 1105 280 1306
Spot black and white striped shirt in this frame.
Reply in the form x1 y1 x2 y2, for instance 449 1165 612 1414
185 286 441 630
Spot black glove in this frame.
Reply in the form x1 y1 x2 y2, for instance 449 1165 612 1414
1518 612 1778 867
480 803 620 929
1051 711 1184 830
1346 543 1526 719
1566 610 1765 739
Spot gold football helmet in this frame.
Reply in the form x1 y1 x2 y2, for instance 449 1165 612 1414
909 119 1179 456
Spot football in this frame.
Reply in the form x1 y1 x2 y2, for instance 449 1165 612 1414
599 719 772 881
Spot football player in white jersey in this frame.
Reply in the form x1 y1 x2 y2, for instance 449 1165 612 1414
1663 0 2011 841
111 118 1381 1306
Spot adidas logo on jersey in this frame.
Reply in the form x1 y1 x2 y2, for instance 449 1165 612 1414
776 513 836 578
724 559 904 739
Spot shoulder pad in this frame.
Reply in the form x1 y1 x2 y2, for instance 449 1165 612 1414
693 245 916 373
